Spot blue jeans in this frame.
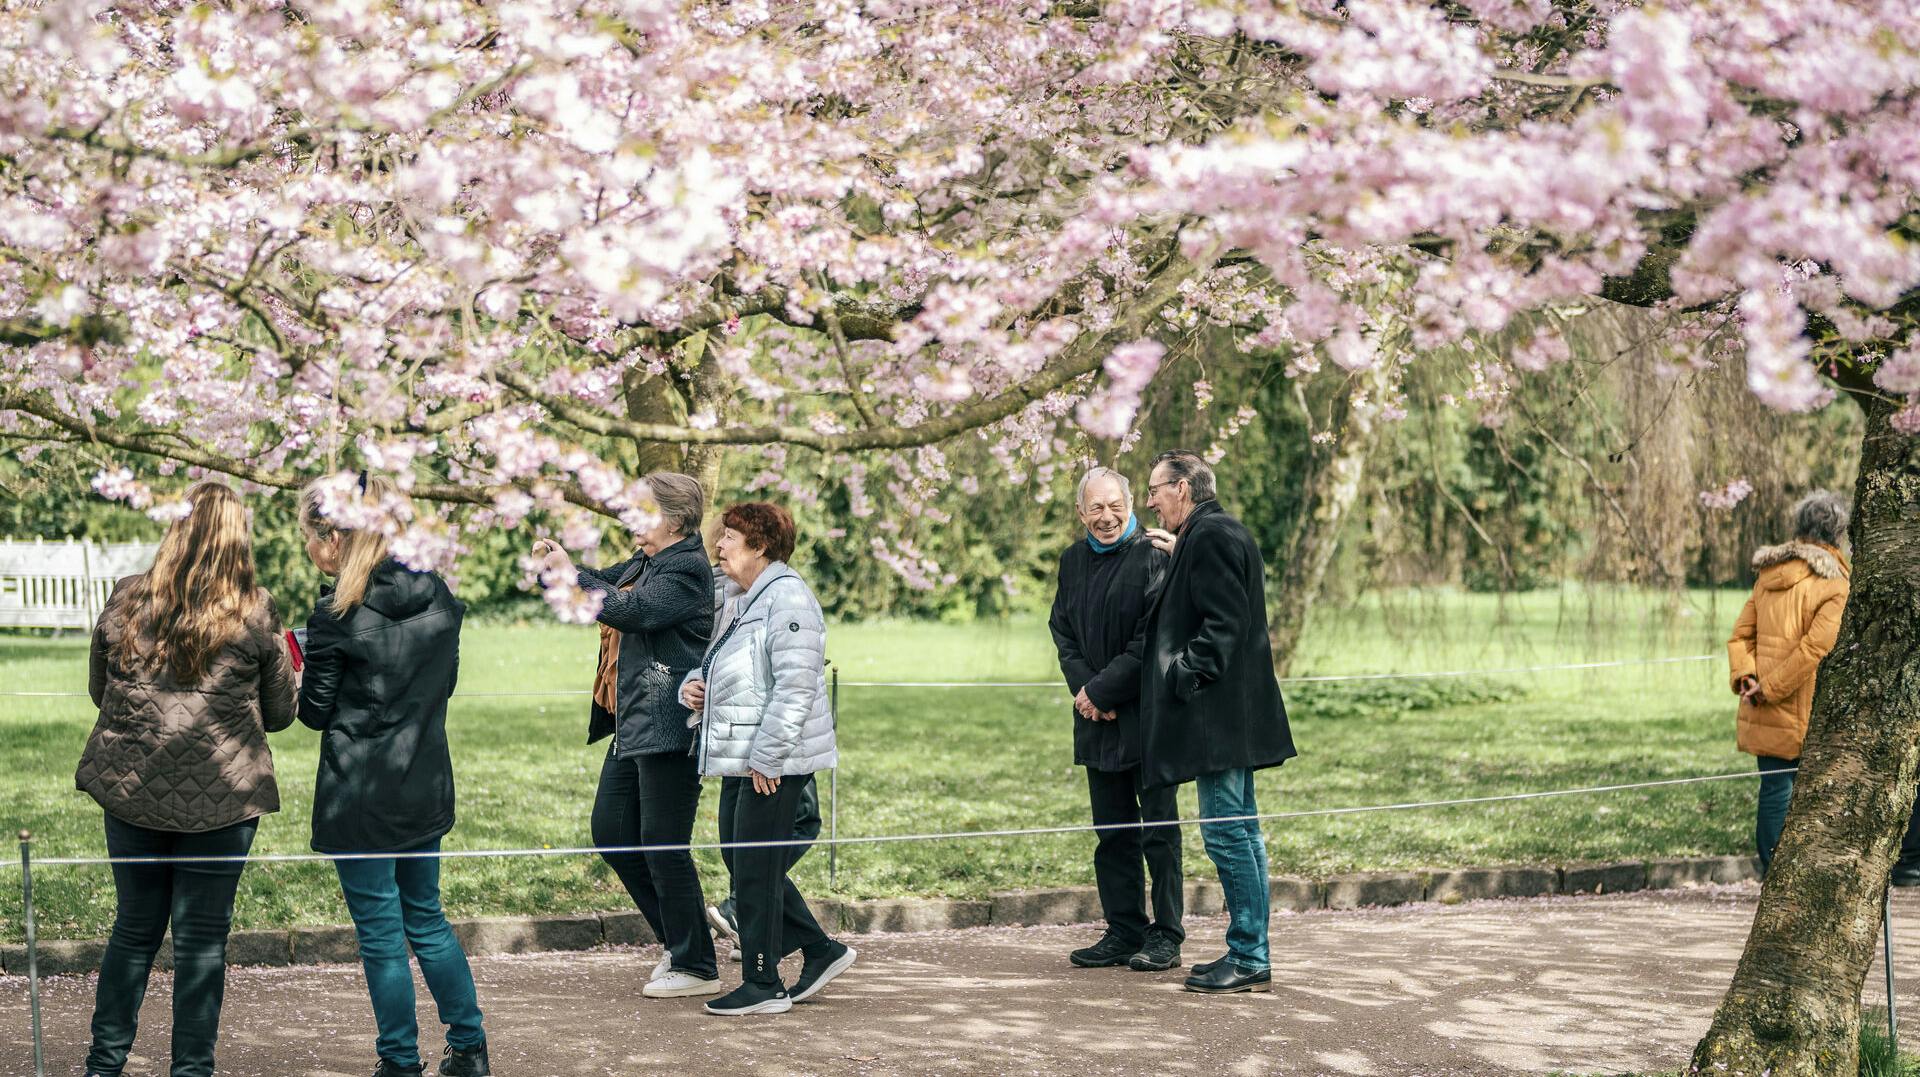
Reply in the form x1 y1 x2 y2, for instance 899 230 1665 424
1196 768 1270 970
335 840 486 1067
1756 755 1797 875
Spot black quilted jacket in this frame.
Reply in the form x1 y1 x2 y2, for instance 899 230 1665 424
77 576 298 832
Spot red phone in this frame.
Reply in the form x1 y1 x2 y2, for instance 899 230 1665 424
285 628 304 672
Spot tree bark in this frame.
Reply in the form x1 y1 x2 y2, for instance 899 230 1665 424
1268 359 1399 677
623 368 690 476
1690 391 1920 1075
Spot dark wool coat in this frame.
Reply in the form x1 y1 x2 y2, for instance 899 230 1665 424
1049 528 1167 771
77 576 298 832
1139 500 1296 789
577 534 713 756
299 560 464 854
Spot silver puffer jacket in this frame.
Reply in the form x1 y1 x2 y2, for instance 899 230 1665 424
682 563 836 777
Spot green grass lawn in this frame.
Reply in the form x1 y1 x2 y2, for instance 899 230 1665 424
0 585 1758 942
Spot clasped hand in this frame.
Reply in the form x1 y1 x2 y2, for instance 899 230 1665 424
1074 687 1116 722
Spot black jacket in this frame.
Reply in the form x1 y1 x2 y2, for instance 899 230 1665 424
1139 500 1295 789
300 560 463 854
577 534 712 757
1049 528 1167 771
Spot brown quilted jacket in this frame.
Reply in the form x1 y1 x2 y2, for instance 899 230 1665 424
76 575 298 832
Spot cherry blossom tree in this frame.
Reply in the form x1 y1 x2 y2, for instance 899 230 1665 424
1 2 1917 1071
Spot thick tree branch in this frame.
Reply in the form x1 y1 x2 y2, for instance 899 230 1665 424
0 388 613 515
499 242 1218 453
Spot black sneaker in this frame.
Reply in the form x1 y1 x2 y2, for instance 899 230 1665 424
707 898 741 945
438 1041 491 1077
372 1061 425 1077
705 979 793 1016
1069 934 1140 968
1894 864 1920 887
791 941 857 1002
1128 932 1182 972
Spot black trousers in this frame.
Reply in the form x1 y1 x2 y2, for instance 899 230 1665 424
720 775 830 986
1087 765 1185 946
728 773 820 901
86 812 258 1077
1901 788 1920 868
591 747 716 978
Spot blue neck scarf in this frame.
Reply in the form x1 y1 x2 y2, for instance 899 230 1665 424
1087 514 1139 554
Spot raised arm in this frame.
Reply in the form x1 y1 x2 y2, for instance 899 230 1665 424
582 560 711 635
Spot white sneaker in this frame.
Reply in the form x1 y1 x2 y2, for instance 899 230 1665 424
642 970 725 999
651 955 671 980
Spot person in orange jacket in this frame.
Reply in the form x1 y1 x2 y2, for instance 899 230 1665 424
1727 491 1851 876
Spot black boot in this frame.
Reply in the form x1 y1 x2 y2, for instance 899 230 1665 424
372 1060 425 1077
439 1041 491 1077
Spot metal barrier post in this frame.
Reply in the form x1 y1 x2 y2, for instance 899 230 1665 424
20 830 45 1077
1887 886 1899 1052
829 665 839 890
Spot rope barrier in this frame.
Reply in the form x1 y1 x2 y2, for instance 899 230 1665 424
0 653 1720 698
13 766 1778 869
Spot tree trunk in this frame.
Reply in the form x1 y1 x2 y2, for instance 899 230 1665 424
1690 392 1920 1075
1269 359 1398 677
623 369 691 477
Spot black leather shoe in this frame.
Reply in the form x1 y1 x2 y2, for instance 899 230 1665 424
1894 864 1920 887
1128 932 1182 971
1184 961 1271 994
438 1041 491 1077
1069 934 1139 968
372 1061 425 1077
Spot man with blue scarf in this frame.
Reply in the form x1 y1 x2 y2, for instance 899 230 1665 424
1048 467 1184 972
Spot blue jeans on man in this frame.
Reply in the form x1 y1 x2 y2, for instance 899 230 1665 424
1196 767 1270 970
334 839 486 1069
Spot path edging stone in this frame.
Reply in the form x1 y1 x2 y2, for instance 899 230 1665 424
0 853 1765 975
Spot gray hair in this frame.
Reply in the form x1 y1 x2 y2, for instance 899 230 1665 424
644 471 705 538
1150 449 1216 503
1791 490 1850 548
1076 467 1133 509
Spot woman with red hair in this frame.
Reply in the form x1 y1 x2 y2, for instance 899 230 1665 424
680 502 854 1015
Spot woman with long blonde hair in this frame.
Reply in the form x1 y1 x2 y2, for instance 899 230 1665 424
76 481 297 1077
296 474 490 1077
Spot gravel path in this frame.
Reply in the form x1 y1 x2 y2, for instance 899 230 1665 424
7 884 1920 1076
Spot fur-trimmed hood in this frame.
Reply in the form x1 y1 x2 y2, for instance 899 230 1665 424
1752 541 1849 590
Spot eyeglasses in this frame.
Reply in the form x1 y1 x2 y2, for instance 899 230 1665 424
1146 479 1183 495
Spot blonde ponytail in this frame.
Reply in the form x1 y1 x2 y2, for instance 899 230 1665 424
299 474 402 615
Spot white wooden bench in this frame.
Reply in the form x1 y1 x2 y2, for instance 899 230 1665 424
0 538 160 630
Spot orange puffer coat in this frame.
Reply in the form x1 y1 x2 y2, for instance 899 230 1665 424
1728 542 1850 760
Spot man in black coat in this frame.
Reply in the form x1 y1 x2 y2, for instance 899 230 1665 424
1141 449 1295 994
1048 467 1184 973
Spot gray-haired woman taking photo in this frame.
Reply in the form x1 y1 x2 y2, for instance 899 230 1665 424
533 471 720 998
